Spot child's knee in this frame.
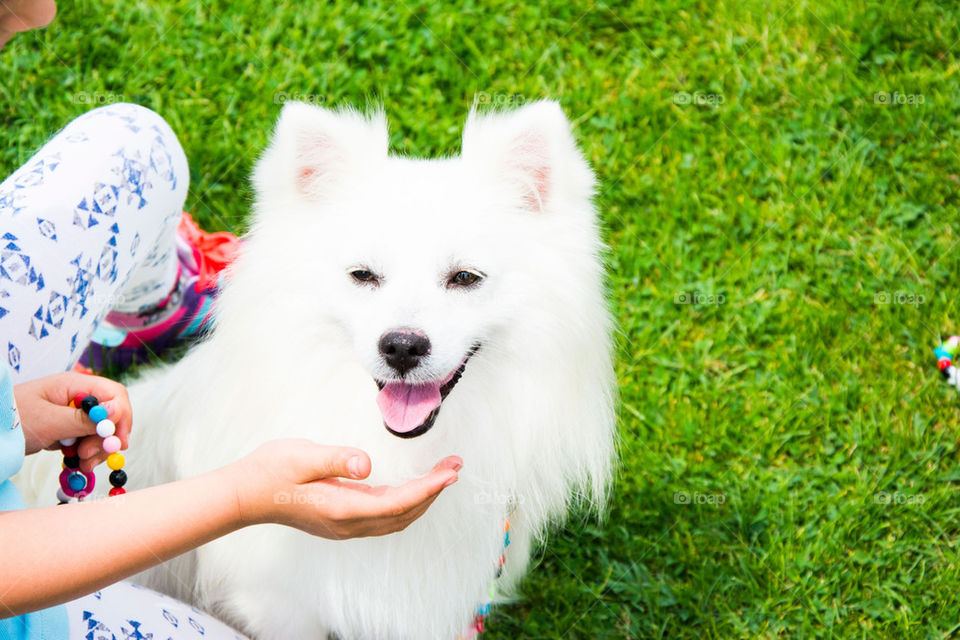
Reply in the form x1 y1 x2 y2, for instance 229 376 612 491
70 103 189 227
69 103 189 194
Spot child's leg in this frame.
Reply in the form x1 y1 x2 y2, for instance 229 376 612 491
0 103 188 383
64 580 249 639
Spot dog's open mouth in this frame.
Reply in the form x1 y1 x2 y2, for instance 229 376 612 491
375 345 479 438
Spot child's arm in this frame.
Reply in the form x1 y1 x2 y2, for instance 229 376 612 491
0 440 460 617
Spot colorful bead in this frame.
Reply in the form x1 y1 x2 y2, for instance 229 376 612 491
63 455 80 469
474 617 485 633
478 603 491 616
59 437 77 446
487 582 496 599
939 357 952 371
948 336 960 353
67 472 87 492
59 468 95 497
56 488 71 503
106 453 125 470
79 470 95 496
88 405 108 423
58 468 74 495
95 419 116 438
108 487 126 497
60 444 77 458
80 395 99 414
109 469 127 488
102 435 122 453
72 393 86 408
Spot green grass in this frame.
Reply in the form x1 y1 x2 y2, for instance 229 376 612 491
5 0 960 638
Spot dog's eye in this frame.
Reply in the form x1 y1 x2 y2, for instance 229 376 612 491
449 270 483 288
350 269 379 285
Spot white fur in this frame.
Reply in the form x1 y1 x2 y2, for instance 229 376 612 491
21 100 617 639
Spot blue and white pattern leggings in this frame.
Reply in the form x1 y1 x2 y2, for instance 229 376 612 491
0 103 185 385
3 105 247 638
64 582 247 640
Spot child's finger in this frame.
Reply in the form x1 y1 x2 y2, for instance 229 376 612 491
53 404 101 443
76 434 104 460
289 441 372 481
52 402 123 450
338 468 458 521
431 456 463 473
78 443 108 473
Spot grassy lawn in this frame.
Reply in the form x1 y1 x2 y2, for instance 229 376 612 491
5 0 960 638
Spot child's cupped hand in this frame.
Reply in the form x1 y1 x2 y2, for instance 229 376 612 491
14 372 132 469
230 439 462 539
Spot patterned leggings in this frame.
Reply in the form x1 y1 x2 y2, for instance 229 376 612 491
0 103 185 384
2 105 247 638
64 581 247 640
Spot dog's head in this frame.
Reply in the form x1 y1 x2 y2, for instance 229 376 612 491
249 100 597 438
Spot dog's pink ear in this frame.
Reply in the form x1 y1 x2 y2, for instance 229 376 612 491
257 102 388 201
462 100 594 213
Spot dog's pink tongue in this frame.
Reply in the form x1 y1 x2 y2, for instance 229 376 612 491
377 382 442 433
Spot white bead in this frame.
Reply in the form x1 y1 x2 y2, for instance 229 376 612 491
56 488 71 503
95 419 116 438
59 438 77 446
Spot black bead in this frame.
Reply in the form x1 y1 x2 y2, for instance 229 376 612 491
63 455 80 469
80 395 99 414
109 469 127 488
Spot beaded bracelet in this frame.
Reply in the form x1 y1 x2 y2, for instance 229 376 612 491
56 393 128 503
458 520 510 639
934 336 960 391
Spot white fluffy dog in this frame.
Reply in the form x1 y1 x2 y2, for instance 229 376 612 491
41 100 617 639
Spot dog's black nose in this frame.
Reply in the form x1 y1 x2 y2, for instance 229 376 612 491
379 329 431 376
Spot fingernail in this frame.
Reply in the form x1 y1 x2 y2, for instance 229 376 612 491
347 456 362 478
442 473 457 488
452 461 463 472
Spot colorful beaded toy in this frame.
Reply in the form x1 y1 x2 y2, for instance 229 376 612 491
934 336 960 391
56 393 128 503
457 520 511 639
